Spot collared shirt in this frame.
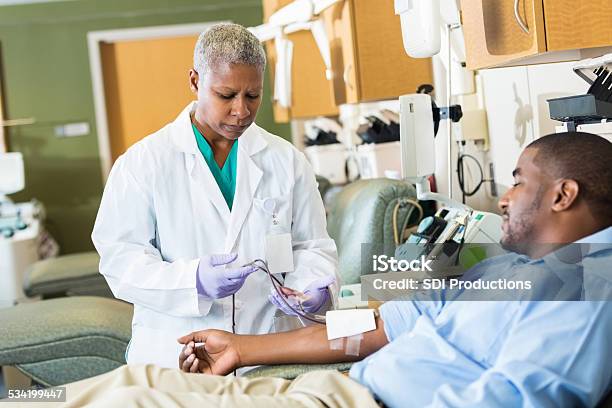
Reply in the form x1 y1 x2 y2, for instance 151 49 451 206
350 227 612 408
577 227 612 244
192 123 238 210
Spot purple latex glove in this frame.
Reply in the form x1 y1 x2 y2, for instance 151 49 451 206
269 275 336 315
196 253 257 299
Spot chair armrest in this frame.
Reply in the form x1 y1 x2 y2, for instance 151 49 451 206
0 296 132 386
244 362 354 380
23 252 111 298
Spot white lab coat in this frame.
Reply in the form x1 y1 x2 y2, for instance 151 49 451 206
92 103 339 368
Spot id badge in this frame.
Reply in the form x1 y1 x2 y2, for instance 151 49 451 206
265 232 294 274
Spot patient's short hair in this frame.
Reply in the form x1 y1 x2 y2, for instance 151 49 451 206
193 23 266 78
527 132 612 224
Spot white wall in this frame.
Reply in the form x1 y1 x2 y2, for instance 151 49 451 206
431 59 589 214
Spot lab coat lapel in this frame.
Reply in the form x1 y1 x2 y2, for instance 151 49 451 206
225 125 266 252
188 155 231 220
172 102 231 220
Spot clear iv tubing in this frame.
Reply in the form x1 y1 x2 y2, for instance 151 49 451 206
246 259 327 325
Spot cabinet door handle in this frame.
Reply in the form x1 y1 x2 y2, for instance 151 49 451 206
514 0 529 34
343 63 353 89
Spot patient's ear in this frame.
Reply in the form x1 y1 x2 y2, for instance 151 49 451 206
551 179 579 212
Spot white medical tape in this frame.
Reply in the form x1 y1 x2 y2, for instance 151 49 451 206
345 333 363 356
326 309 376 340
329 337 344 350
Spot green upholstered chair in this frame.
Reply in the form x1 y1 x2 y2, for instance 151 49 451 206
0 296 131 386
244 362 354 379
0 178 419 384
315 174 332 200
23 252 111 299
327 178 418 284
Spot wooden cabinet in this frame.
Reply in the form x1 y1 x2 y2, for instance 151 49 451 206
543 0 612 52
263 0 433 122
266 29 340 121
263 0 338 122
322 0 433 105
461 0 612 70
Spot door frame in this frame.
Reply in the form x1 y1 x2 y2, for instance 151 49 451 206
0 40 6 153
87 22 224 181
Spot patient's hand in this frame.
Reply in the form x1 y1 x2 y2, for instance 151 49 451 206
177 330 240 375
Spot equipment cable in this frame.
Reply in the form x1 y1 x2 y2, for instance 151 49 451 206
392 198 424 245
457 153 487 203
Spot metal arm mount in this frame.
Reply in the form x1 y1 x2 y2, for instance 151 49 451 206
432 103 463 136
415 177 471 212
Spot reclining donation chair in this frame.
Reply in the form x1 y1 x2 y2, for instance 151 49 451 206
0 178 418 386
22 252 111 299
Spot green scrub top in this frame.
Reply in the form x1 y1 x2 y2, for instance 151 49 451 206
192 123 238 210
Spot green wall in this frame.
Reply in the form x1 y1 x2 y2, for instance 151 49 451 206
0 0 289 254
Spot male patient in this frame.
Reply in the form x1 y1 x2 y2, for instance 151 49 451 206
39 132 612 407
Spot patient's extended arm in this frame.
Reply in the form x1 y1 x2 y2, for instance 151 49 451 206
177 317 389 375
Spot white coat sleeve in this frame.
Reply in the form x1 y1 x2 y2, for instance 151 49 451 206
92 156 212 317
283 152 340 305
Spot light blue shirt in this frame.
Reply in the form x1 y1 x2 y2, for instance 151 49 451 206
350 227 612 408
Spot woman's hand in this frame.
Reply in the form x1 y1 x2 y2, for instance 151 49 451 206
177 329 241 375
196 254 257 299
269 276 336 315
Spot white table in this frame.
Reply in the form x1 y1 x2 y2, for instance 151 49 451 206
0 202 41 308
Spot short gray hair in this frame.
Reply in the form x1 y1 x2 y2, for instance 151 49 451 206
193 23 266 77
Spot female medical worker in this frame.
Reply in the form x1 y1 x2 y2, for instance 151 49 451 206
92 23 339 368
